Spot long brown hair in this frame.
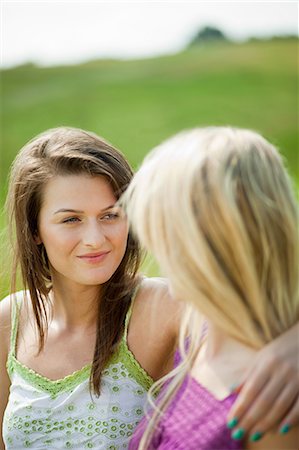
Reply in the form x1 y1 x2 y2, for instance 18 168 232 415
6 127 142 394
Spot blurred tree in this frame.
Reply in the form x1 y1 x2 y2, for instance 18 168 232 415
188 26 228 46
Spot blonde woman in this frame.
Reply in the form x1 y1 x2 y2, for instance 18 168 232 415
124 127 299 449
0 127 298 449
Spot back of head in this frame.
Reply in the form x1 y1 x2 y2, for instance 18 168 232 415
125 126 299 348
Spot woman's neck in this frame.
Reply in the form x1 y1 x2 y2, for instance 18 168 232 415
48 277 100 330
191 320 257 399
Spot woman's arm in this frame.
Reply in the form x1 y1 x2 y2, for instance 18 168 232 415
0 296 12 450
127 277 183 381
227 323 299 439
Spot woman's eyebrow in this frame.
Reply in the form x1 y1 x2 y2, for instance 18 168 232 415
101 204 118 211
54 205 117 215
54 208 84 214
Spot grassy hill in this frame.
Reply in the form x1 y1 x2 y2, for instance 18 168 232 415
0 38 298 296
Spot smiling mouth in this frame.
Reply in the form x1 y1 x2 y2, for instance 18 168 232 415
77 251 110 263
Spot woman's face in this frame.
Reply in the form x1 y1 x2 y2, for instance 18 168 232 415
37 174 129 289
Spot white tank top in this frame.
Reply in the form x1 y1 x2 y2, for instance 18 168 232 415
3 291 153 450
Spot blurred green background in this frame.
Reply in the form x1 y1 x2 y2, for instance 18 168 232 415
0 38 298 298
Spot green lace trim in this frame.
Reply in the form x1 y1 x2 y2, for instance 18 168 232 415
111 288 153 391
110 339 153 392
7 354 91 399
6 288 153 398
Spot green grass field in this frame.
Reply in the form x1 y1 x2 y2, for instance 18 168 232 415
0 39 298 297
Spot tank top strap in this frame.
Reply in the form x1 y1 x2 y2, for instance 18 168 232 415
9 293 22 356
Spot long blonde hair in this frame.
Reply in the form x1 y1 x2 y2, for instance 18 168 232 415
123 126 299 448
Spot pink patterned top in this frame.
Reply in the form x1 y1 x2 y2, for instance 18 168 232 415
129 354 242 450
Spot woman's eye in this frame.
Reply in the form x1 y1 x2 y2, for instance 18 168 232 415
62 217 80 223
101 213 119 221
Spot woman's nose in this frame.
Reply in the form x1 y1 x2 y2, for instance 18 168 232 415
82 221 106 247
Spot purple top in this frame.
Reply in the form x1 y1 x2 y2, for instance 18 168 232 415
129 354 242 449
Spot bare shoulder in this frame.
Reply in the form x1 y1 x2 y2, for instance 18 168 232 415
127 278 184 379
134 277 184 338
0 290 28 351
136 277 180 308
0 294 13 351
136 276 163 300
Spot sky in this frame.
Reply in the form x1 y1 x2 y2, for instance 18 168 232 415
1 1 298 68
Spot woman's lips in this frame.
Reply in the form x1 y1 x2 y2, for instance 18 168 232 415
77 251 110 264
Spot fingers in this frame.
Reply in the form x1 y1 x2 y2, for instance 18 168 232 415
227 360 299 443
279 396 299 432
228 371 284 432
237 376 299 440
227 359 273 424
226 328 299 442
